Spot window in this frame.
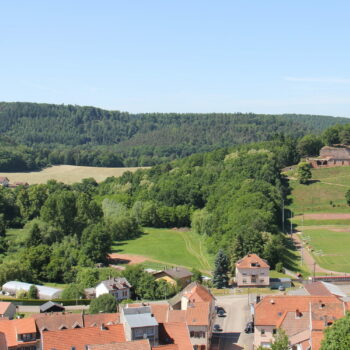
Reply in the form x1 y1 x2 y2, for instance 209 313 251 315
260 272 264 275
261 329 265 336
273 328 277 335
242 273 247 276
260 280 264 283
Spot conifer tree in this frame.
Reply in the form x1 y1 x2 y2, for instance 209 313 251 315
212 249 229 288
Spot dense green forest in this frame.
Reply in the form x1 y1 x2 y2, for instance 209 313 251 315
1 122 349 296
0 102 349 170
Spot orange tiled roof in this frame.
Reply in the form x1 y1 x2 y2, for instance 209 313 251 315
236 254 269 269
0 319 37 347
255 295 341 326
168 310 186 323
34 313 84 331
183 284 214 303
311 331 324 350
88 340 151 350
0 302 12 315
162 322 192 350
152 345 178 350
42 324 126 350
304 282 332 296
150 304 169 323
84 313 120 327
186 302 210 326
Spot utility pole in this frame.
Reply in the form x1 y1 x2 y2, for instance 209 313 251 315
282 200 285 233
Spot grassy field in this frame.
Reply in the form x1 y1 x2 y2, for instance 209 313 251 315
112 227 213 273
0 165 145 185
288 166 350 273
301 227 350 272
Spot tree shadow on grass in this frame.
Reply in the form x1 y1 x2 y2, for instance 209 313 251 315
283 235 301 272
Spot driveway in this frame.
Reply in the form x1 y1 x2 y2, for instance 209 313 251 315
211 294 254 350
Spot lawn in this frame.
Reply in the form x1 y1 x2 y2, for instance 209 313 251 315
287 166 350 214
301 228 350 273
112 228 213 273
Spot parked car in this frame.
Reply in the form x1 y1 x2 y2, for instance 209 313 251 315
244 321 254 334
213 324 222 332
217 309 225 317
278 285 285 291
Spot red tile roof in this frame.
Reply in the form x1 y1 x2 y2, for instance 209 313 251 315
255 295 341 326
0 302 12 315
183 284 214 304
0 318 37 347
88 340 151 350
152 345 178 350
162 323 192 350
304 282 332 296
236 254 269 269
150 304 169 324
42 324 126 350
186 302 210 326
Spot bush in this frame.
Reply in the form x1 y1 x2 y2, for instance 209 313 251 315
89 293 117 314
275 262 284 273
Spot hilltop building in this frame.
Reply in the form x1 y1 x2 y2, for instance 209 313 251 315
235 254 270 287
308 144 350 168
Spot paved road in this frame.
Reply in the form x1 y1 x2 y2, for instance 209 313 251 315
213 294 254 350
17 305 89 313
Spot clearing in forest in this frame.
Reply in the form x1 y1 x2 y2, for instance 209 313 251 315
111 227 213 274
0 165 144 185
288 166 350 274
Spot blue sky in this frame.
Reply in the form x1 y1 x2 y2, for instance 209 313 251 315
1 1 350 116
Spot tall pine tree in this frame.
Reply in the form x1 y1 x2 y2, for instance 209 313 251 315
213 249 229 288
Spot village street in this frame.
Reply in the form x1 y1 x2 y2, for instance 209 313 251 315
212 294 254 350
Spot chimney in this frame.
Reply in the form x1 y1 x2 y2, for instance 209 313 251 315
296 309 302 318
100 323 107 330
270 299 275 304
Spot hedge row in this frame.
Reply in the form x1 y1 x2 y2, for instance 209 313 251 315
0 297 91 306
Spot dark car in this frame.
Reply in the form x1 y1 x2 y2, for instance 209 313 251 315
217 309 225 317
213 324 222 332
244 321 254 334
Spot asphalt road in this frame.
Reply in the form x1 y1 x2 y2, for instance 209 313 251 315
212 294 254 350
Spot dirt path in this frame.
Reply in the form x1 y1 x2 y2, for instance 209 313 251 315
292 233 344 275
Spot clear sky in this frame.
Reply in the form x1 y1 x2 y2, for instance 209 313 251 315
1 1 350 116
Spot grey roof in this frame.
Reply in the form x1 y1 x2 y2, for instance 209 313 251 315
100 277 131 291
162 267 193 280
2 281 62 299
322 282 347 298
40 301 65 312
270 278 292 282
124 313 158 328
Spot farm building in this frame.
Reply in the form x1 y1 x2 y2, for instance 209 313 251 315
40 301 65 313
153 267 193 288
2 281 62 299
308 145 350 168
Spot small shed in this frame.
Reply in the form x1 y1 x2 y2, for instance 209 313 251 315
40 301 65 313
270 278 292 289
2 281 62 299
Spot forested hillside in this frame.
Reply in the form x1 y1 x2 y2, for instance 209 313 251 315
0 102 348 170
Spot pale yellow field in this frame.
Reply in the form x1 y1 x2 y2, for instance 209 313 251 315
0 165 145 185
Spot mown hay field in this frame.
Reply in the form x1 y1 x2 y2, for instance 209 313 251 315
0 165 145 185
111 227 213 274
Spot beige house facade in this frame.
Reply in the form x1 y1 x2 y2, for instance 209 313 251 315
235 254 270 287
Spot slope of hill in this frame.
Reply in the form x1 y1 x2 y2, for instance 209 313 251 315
0 102 349 168
288 166 350 273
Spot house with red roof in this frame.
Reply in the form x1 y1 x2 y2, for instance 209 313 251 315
235 254 270 287
254 295 350 349
0 302 16 320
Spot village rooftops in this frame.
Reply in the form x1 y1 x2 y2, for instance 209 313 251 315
100 277 131 291
162 267 193 280
122 306 158 328
235 253 269 269
42 324 126 350
88 340 151 350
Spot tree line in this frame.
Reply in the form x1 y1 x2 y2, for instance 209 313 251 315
0 102 348 169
